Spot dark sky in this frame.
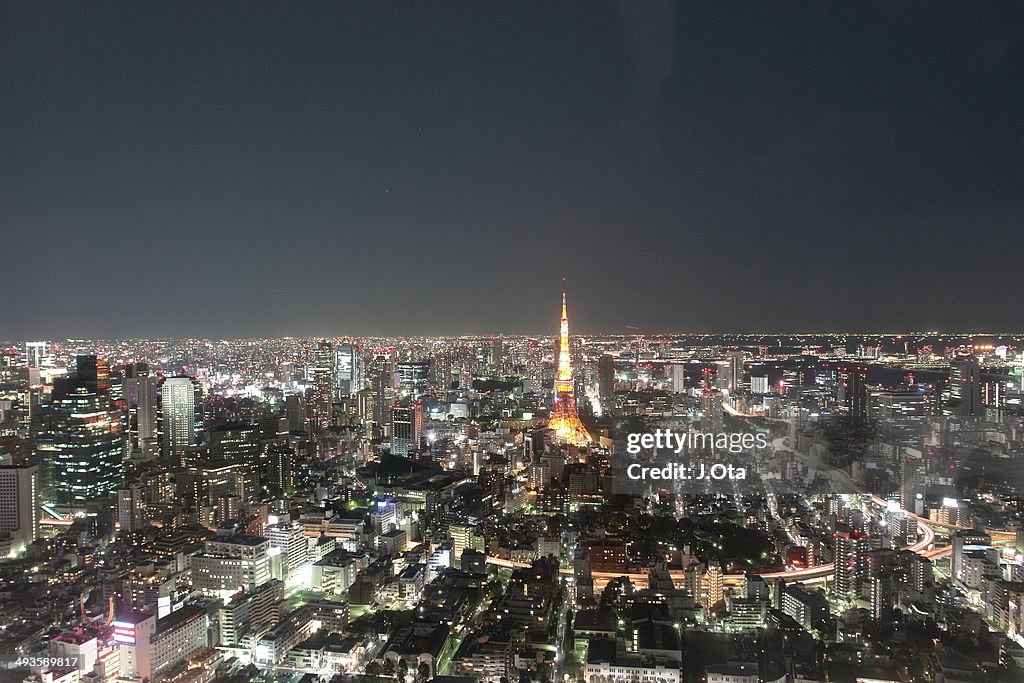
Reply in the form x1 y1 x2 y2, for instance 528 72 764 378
3 2 1024 338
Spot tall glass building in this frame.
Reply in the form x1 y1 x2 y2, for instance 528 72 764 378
159 376 203 466
38 388 125 507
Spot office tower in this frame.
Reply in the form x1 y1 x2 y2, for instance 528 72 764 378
750 375 770 395
837 365 868 427
726 350 744 393
307 341 334 431
876 390 926 451
780 585 830 634
39 384 125 507
700 389 724 432
74 354 111 395
159 376 202 465
208 423 261 470
744 574 770 602
195 459 249 502
308 340 333 379
490 337 504 372
950 356 981 416
395 361 429 397
899 452 926 514
123 364 158 458
285 394 306 433
598 354 615 399
548 280 591 446
309 369 333 432
453 346 473 390
334 343 358 397
982 376 1006 412
667 363 687 394
267 443 295 496
117 483 145 533
390 402 423 456
24 341 48 368
368 354 392 425
0 463 40 555
954 541 999 591
370 499 398 534
430 351 453 390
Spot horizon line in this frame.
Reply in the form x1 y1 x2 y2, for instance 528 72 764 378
6 330 1024 344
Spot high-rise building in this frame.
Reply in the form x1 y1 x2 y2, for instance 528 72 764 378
312 340 333 371
117 483 145 533
284 394 306 433
74 354 111 395
390 402 423 456
490 337 504 372
0 463 40 555
208 423 260 471
334 343 359 397
899 453 926 514
38 385 125 507
266 521 310 580
950 356 981 417
667 364 687 394
367 354 393 426
548 279 591 446
832 524 871 603
159 376 202 465
123 364 158 458
430 351 453 390
598 354 615 399
726 350 744 394
111 606 210 682
703 560 724 609
395 361 429 397
876 390 926 450
267 443 296 496
24 341 49 368
308 341 334 431
700 389 724 432
837 365 868 427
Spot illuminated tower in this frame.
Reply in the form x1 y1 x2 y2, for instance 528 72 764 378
548 279 591 446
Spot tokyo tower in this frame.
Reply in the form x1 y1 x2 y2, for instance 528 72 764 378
548 278 592 446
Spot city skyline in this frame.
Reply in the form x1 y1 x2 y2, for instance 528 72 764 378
5 280 1024 681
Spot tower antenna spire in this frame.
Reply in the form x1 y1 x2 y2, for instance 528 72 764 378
561 276 567 317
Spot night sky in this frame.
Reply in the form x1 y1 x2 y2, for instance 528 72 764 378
3 2 1024 339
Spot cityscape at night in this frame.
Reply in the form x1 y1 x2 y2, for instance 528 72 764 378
3 2 1024 683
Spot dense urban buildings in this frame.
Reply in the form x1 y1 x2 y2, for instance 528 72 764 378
5 303 1024 682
